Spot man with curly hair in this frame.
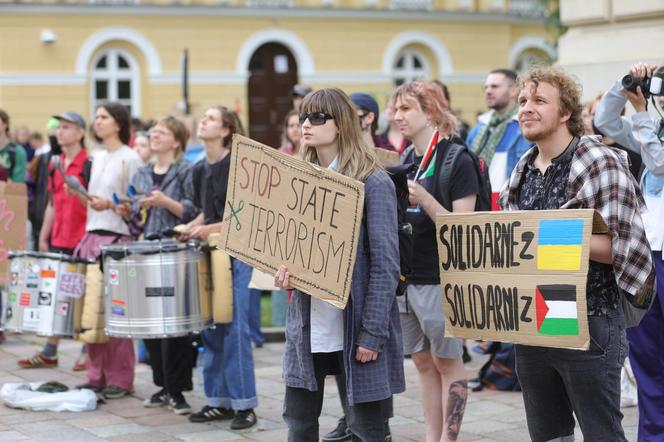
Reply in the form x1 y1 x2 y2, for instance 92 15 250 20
499 65 654 441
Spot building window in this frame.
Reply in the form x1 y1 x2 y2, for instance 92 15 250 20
514 51 548 74
91 48 139 117
390 0 432 10
393 50 430 87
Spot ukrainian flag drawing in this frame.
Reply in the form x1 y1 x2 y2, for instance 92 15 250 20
537 219 584 271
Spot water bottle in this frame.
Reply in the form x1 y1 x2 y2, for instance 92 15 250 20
196 345 205 386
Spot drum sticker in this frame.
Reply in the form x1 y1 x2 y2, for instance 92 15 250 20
56 302 69 316
19 293 31 306
38 291 52 306
41 268 56 279
8 292 17 303
145 287 175 297
10 272 18 286
23 308 39 327
58 273 86 298
26 264 40 289
10 260 20 272
128 267 137 278
111 299 126 317
109 269 120 286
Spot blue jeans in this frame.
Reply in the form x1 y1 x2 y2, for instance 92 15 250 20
201 259 257 410
249 289 265 345
515 307 627 442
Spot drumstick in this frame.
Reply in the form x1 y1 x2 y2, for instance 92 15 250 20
120 160 126 196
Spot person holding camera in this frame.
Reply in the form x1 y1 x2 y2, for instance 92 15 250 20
594 62 664 441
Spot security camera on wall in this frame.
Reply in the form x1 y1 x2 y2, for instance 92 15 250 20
40 29 57 44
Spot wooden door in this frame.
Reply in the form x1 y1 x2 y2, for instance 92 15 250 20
248 43 298 149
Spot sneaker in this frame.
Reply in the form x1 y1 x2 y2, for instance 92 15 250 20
17 353 58 369
143 388 169 408
102 385 132 399
72 353 87 371
168 392 192 415
189 405 234 423
322 417 352 442
230 409 257 430
75 383 101 393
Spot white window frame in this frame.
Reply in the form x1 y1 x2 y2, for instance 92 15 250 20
90 48 140 118
392 49 430 86
390 0 432 10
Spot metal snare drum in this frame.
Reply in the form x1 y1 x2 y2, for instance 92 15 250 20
3 251 87 336
101 240 212 338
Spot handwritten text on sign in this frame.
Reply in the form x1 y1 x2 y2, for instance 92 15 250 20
436 209 607 350
215 135 364 309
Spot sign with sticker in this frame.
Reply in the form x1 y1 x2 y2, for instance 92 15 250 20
38 291 52 306
109 269 120 286
41 268 56 279
58 272 86 298
111 299 126 317
56 302 69 316
19 292 31 306
22 308 39 327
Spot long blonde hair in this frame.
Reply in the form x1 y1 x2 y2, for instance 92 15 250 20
300 88 380 182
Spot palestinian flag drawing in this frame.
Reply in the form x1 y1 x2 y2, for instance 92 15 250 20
535 284 579 336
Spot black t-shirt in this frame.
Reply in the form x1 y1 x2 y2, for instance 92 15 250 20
517 139 619 316
152 171 166 189
192 155 231 224
407 140 480 284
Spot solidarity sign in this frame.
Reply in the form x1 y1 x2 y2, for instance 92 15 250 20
436 209 608 350
215 135 365 309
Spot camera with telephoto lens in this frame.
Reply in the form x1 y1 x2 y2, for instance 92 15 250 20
622 71 664 99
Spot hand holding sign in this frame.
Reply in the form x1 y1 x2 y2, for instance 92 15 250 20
214 135 364 309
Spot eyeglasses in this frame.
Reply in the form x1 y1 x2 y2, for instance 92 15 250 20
299 112 334 126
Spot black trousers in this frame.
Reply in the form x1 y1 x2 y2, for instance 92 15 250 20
144 336 193 394
283 351 389 442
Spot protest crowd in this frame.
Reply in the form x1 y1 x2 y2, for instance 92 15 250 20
1 60 664 442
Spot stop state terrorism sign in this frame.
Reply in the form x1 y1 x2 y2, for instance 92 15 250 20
435 209 608 350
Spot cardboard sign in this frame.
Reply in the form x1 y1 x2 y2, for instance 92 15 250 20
436 209 608 350
214 135 364 309
374 148 400 167
0 182 27 284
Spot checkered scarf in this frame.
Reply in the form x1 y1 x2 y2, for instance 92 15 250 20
500 135 654 297
470 106 518 165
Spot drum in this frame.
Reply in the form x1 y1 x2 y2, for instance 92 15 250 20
3 251 87 337
101 239 212 338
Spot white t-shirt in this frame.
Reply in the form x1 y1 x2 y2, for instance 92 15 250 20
86 145 143 235
310 156 344 353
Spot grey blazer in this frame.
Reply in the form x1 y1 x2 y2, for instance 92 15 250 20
129 160 198 237
282 168 406 405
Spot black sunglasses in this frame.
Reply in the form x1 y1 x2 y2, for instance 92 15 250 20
299 112 334 126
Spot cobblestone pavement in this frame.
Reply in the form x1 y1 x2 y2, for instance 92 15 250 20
0 333 637 441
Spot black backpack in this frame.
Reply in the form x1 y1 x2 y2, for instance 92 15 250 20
385 163 416 296
404 137 492 212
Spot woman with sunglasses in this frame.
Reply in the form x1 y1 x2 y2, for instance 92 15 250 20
116 116 198 414
74 101 144 399
274 88 405 441
394 80 479 441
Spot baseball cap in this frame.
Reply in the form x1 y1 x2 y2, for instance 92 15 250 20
349 92 379 117
291 84 313 98
52 112 86 130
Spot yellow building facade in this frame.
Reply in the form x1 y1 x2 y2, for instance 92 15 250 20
0 0 554 146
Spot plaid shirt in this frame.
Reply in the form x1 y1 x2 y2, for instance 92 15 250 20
499 135 653 297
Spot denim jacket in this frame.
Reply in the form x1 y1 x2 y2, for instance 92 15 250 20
282 169 406 405
129 160 198 237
